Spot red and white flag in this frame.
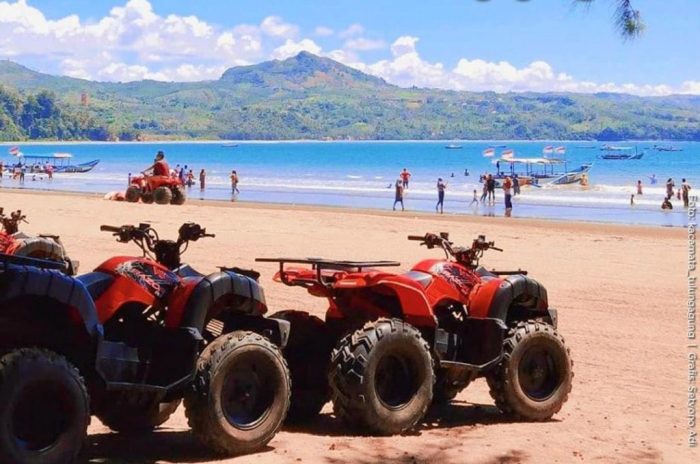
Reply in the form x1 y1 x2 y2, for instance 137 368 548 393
482 147 495 157
501 149 514 159
8 146 19 156
555 146 566 155
542 145 554 155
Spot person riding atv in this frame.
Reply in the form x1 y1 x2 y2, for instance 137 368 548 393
143 150 170 177
125 151 186 205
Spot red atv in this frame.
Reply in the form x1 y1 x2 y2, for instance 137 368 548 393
257 232 573 434
0 207 78 274
0 222 290 464
125 175 186 205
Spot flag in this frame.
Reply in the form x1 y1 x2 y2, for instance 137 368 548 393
501 149 514 159
555 146 566 155
8 146 19 156
482 147 495 157
542 145 554 155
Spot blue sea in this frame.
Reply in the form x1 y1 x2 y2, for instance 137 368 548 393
1 141 697 227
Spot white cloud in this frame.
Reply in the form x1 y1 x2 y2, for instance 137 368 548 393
271 38 322 60
260 15 297 38
680 81 700 94
314 26 334 36
344 37 385 51
338 23 364 38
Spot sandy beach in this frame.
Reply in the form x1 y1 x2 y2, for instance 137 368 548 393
0 188 692 463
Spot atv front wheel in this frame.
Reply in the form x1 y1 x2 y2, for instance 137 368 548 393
125 186 141 202
184 331 290 455
171 186 186 205
486 320 573 420
154 186 173 205
0 348 90 464
270 310 333 424
96 400 180 433
329 318 434 435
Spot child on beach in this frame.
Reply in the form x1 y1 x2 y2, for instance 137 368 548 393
636 180 642 195
187 170 194 187
469 189 479 206
393 178 405 211
230 170 239 194
436 178 447 214
480 181 488 203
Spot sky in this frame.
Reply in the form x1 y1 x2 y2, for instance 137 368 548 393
0 0 698 96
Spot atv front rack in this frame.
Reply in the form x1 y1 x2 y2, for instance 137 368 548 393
255 257 400 287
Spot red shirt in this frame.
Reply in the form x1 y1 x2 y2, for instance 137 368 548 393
153 160 169 176
400 171 411 181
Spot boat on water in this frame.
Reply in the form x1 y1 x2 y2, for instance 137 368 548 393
599 146 644 160
654 145 683 152
5 152 100 173
488 157 592 187
445 144 463 149
221 142 239 148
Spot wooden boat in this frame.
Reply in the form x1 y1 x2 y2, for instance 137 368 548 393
8 153 100 173
487 157 592 187
445 144 463 149
599 146 643 160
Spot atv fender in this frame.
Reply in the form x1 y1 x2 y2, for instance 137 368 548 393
481 274 553 325
0 265 102 338
177 270 267 332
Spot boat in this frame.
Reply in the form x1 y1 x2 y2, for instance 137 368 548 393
445 144 463 149
221 142 239 148
654 145 682 152
599 146 644 160
6 152 100 173
488 157 592 187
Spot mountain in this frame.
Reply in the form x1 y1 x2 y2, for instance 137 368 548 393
1 53 699 141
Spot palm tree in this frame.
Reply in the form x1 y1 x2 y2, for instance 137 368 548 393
577 0 644 39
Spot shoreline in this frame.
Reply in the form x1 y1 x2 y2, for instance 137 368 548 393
0 186 685 237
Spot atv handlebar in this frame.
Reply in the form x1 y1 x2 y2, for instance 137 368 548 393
408 232 502 268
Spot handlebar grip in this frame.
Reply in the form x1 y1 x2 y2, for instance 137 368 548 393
491 246 503 252
100 225 121 232
204 233 216 238
407 235 425 241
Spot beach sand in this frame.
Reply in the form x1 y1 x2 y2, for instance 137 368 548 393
0 189 692 463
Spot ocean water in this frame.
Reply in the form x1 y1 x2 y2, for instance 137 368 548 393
1 140 697 227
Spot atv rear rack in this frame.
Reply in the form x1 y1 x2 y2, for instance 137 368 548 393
255 257 400 287
0 252 66 271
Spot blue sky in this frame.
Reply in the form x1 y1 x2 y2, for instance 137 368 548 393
1 0 698 95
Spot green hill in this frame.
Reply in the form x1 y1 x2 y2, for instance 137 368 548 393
1 53 699 141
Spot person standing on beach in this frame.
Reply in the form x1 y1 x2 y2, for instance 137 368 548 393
230 170 240 194
179 165 188 184
46 163 53 180
187 170 194 187
636 180 643 195
487 174 496 203
436 178 447 214
513 174 520 196
199 169 206 190
0 161 4 180
393 178 405 211
400 168 411 188
682 178 692 207
665 178 675 200
503 176 513 216
480 179 488 203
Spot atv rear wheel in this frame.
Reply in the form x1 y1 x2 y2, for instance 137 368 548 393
141 191 154 204
270 310 332 424
486 320 573 420
125 186 141 203
329 318 434 435
0 348 90 464
171 186 186 205
154 186 173 205
185 331 290 455
96 400 180 433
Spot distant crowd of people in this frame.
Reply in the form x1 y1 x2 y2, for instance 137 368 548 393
0 160 54 183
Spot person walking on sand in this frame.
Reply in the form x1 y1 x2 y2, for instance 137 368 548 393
393 178 405 211
636 180 643 195
400 168 411 189
199 169 206 190
486 174 496 203
230 170 240 194
682 178 692 208
503 176 513 216
469 189 479 206
665 178 675 200
435 178 447 214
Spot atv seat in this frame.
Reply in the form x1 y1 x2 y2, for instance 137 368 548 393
403 271 433 288
77 272 114 300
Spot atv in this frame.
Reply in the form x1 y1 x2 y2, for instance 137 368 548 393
0 207 78 274
257 232 573 434
0 222 290 464
125 174 186 205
